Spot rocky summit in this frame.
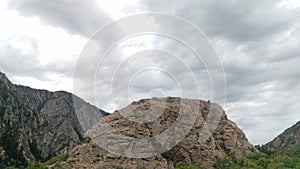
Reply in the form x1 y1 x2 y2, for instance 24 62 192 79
261 120 300 153
56 97 257 169
0 71 108 167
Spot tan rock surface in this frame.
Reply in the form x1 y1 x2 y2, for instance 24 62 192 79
57 97 257 168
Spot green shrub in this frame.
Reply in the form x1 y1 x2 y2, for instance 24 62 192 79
26 164 47 169
4 167 19 169
286 144 300 158
161 151 173 160
79 137 91 145
43 153 68 165
214 151 300 169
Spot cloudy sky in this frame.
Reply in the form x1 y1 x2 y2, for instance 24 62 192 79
0 0 299 145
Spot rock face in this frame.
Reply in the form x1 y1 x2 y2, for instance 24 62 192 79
261 121 300 153
0 71 108 167
58 97 256 169
54 142 169 169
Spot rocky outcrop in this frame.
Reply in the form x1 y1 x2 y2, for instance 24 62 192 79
58 97 256 169
53 142 169 169
0 71 108 167
261 121 300 153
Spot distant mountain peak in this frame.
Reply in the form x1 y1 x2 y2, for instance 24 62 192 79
0 71 13 89
261 120 300 153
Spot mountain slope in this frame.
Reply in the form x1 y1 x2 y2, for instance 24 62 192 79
56 97 257 169
261 121 300 153
0 71 108 167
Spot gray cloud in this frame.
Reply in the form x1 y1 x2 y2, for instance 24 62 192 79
8 0 111 37
2 0 300 145
0 36 46 79
142 0 298 41
218 29 300 143
139 0 300 144
0 36 75 82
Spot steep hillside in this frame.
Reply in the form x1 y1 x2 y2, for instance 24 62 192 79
0 71 108 167
54 97 257 169
261 121 300 153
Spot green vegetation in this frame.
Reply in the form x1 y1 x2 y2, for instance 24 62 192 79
43 153 68 166
161 151 173 160
4 167 18 169
29 139 42 160
25 164 47 169
214 150 300 169
166 98 176 103
283 144 300 158
79 137 91 145
11 153 69 169
0 127 27 168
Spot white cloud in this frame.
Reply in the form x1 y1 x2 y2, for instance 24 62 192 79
0 5 87 92
95 0 142 19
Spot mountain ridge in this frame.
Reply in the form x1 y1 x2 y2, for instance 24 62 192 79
260 120 300 154
0 71 108 167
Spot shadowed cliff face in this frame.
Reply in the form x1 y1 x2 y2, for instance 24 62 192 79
261 121 300 153
58 97 257 169
0 71 108 167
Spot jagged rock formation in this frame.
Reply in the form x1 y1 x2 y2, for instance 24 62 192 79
0 71 108 167
53 142 169 169
57 97 257 169
261 121 300 153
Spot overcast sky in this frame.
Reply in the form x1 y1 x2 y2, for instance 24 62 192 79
0 0 299 145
